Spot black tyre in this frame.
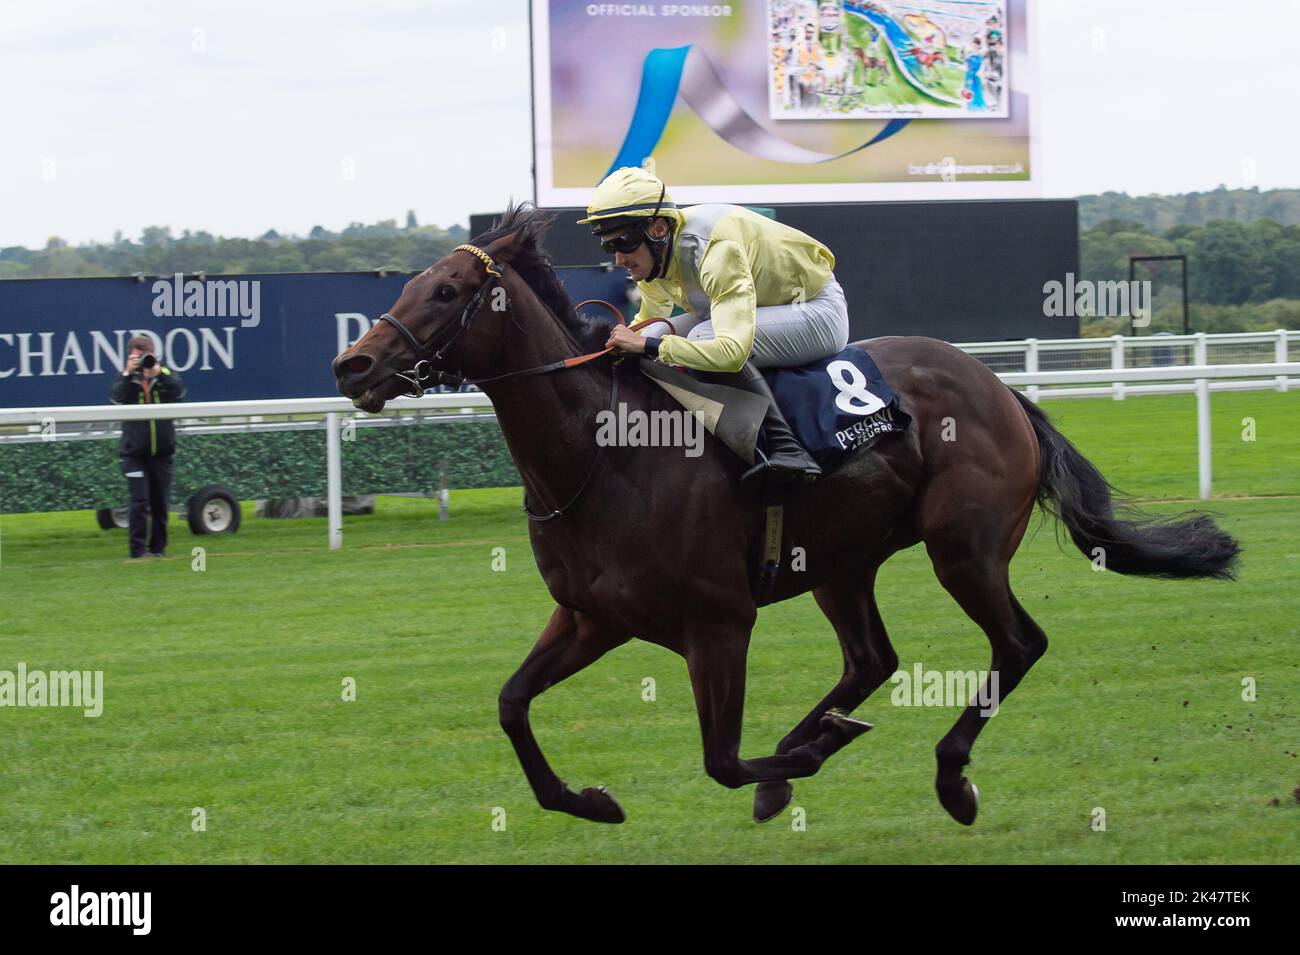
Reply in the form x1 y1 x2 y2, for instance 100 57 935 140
187 486 242 535
95 507 130 530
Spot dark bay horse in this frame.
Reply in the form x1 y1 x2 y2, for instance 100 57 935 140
332 205 1239 826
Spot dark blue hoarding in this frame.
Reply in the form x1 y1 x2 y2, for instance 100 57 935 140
0 268 632 408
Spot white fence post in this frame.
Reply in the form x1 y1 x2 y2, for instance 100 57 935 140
1194 333 1210 500
1277 328 1289 393
1197 378 1212 500
1026 338 1039 404
1111 335 1125 401
438 461 450 523
326 412 342 550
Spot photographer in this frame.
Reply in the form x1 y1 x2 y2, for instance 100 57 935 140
110 334 186 559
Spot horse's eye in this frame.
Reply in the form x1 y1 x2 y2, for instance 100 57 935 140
435 284 457 303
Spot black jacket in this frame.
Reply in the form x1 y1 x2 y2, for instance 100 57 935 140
110 365 187 457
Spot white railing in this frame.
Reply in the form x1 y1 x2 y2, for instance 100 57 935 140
957 328 1295 401
3 362 1298 546
0 393 493 549
1001 364 1299 502
0 392 492 426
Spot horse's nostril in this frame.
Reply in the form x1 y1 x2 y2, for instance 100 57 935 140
342 355 371 376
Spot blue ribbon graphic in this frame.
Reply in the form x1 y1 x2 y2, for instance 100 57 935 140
604 44 913 180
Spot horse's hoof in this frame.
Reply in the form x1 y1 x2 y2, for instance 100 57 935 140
821 707 874 742
575 786 626 824
937 776 979 826
753 781 793 823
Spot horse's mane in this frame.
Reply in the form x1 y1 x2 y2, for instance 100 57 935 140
470 202 616 352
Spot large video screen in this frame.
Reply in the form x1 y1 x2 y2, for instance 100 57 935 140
531 0 1038 205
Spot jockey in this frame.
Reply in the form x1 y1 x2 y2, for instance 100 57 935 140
580 166 850 488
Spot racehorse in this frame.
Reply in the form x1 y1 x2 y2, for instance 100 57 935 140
908 46 946 70
852 45 891 83
332 205 1240 826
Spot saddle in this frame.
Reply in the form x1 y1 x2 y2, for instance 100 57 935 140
639 346 910 474
638 347 911 600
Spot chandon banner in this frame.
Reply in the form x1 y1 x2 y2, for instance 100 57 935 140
0 269 630 408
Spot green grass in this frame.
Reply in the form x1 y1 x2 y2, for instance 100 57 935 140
0 390 1297 863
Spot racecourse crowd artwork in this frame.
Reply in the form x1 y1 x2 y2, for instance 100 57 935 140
768 0 1008 119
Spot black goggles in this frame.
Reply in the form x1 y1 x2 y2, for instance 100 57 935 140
600 227 648 255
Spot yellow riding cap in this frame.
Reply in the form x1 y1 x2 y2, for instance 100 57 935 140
576 167 680 235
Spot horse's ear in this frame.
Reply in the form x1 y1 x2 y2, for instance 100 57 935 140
483 230 524 264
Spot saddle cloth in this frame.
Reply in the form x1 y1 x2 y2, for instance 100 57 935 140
638 346 910 475
758 345 911 472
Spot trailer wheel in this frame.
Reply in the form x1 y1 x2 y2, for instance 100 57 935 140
187 486 241 535
95 507 130 530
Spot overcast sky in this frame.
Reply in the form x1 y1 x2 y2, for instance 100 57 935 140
1 0 1297 249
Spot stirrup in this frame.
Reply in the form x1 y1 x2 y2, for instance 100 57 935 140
741 449 821 489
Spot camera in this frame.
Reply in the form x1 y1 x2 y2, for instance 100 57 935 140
132 353 158 378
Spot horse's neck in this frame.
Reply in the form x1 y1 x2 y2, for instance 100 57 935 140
480 290 611 510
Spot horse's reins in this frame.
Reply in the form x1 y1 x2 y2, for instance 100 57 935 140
376 243 665 521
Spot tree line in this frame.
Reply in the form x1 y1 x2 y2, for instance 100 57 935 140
3 191 1299 335
1080 217 1300 334
0 213 467 281
1079 186 1300 232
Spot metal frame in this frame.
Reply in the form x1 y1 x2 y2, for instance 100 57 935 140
1129 253 1190 336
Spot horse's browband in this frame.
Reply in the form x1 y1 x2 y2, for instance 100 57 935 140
454 244 501 276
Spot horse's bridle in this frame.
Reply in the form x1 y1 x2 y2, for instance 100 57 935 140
377 243 504 396
372 242 650 522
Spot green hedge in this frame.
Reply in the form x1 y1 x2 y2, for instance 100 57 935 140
0 420 519 514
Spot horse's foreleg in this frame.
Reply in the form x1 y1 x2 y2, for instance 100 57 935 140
685 629 872 795
499 605 630 823
753 567 898 822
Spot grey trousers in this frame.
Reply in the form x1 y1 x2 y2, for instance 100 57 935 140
643 275 850 369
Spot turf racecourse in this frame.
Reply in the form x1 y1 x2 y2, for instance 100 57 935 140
1 391 1297 864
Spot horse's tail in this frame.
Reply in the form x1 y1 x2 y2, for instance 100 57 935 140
1011 388 1240 580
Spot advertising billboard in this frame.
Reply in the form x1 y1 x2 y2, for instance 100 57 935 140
532 0 1038 205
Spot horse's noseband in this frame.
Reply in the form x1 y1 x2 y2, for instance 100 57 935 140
379 243 504 397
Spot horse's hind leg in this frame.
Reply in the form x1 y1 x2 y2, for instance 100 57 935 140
924 535 1047 825
499 605 630 823
753 565 899 823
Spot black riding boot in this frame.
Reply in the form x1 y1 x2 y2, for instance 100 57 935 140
718 361 821 489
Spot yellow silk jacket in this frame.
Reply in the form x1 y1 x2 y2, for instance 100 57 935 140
635 204 836 373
